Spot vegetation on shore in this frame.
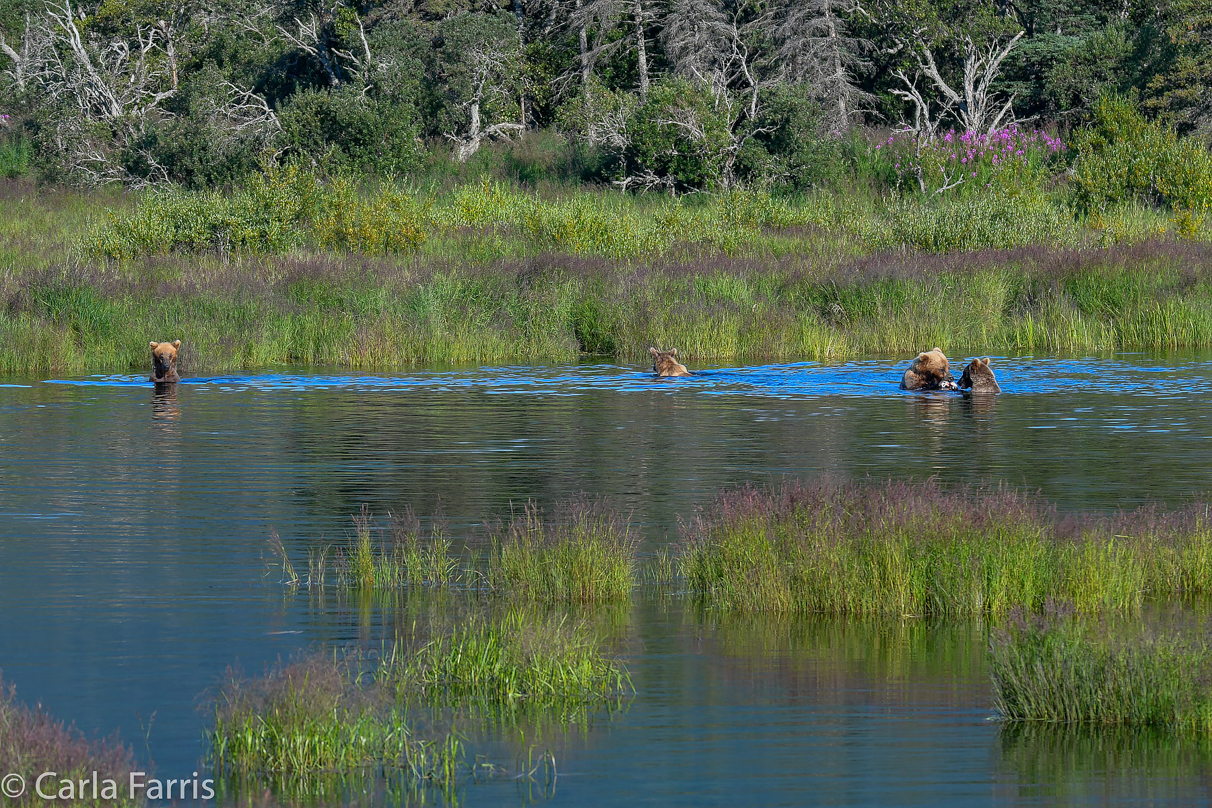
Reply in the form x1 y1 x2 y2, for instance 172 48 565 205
5 179 1212 376
990 602 1212 732
677 479 1212 616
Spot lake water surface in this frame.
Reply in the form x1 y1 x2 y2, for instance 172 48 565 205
3 353 1212 805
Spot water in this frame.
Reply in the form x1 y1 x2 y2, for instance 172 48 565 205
3 353 1212 805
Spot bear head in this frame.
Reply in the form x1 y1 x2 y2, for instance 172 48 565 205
958 357 1001 394
649 346 690 377
150 340 181 383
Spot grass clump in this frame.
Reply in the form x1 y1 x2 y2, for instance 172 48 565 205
333 506 457 591
488 498 638 604
381 608 631 711
990 602 1212 732
88 165 426 258
678 478 1212 616
209 653 462 784
0 676 141 806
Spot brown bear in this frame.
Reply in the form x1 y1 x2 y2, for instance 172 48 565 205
650 346 691 377
958 357 1001 393
150 340 181 384
899 347 956 391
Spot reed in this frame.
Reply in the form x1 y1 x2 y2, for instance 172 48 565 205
678 479 1212 616
332 506 458 591
208 653 463 785
380 608 631 710
990 603 1212 731
487 499 638 604
0 676 141 807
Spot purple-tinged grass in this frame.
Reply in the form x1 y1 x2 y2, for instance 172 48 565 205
678 479 1212 616
0 676 142 807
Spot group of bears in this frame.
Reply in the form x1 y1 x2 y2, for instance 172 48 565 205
150 340 999 393
650 345 1001 393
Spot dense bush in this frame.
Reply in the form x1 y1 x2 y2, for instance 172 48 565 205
624 80 733 193
277 88 423 176
1071 96 1212 214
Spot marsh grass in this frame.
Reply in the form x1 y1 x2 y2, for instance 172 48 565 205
487 499 638 604
4 176 1212 374
209 653 463 786
0 676 141 807
329 506 457 591
380 608 632 713
678 479 1212 616
990 603 1212 731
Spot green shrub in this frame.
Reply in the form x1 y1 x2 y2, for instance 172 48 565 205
1071 95 1212 214
625 80 733 193
88 164 426 257
0 137 32 179
277 88 423 177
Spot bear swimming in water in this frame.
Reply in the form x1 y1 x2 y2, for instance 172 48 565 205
150 340 181 384
958 357 1001 394
650 347 691 377
899 347 956 391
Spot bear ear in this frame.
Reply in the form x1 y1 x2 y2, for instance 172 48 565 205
981 357 990 367
172 340 181 349
649 346 658 357
150 341 159 350
932 347 941 353
670 348 678 356
917 352 929 361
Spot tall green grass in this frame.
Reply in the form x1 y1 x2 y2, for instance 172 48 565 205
381 608 631 710
990 604 1212 731
209 653 463 784
4 177 1212 375
487 499 638 604
333 506 457 590
678 479 1212 616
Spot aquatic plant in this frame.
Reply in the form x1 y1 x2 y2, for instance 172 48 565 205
0 676 142 807
487 498 638 604
209 653 463 784
678 478 1212 616
332 506 458 591
990 603 1212 731
380 608 632 711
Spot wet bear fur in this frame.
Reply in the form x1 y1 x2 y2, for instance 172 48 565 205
650 347 691 377
958 357 1001 393
150 340 182 384
899 347 956 391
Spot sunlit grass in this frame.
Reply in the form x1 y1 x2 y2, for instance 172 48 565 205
487 499 638 605
990 603 1212 731
678 479 1212 616
380 608 632 711
3 177 1212 375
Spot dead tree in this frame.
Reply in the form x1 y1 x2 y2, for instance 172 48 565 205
897 31 1024 136
776 0 872 131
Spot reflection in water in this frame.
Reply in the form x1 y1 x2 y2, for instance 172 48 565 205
3 354 1212 805
151 385 180 423
997 723 1212 804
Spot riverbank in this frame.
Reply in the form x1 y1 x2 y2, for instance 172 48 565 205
3 181 1212 375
